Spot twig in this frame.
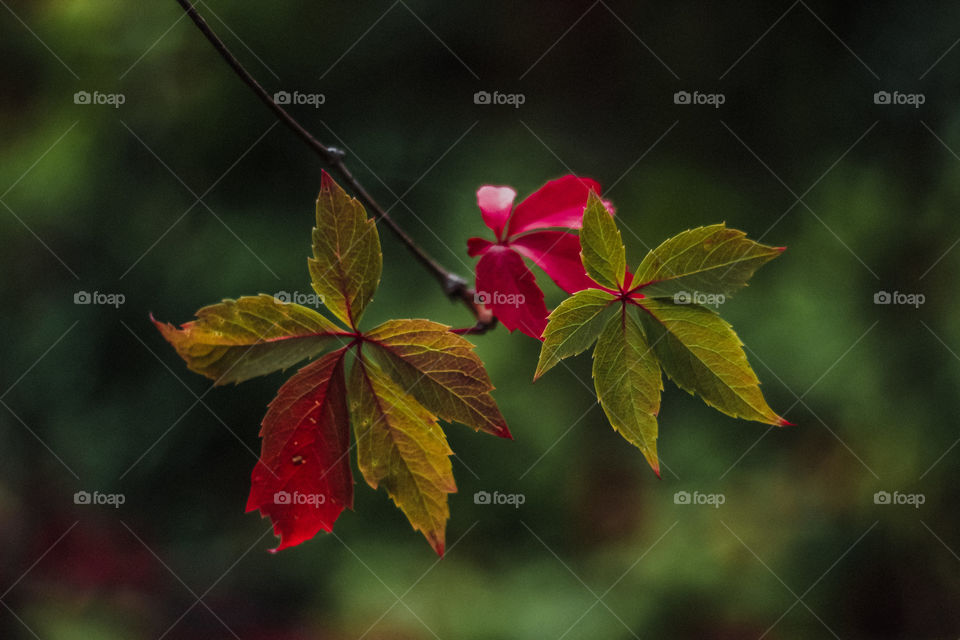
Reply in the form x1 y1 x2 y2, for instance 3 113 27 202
174 0 495 333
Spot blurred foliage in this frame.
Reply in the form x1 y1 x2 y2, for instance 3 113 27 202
2 0 960 638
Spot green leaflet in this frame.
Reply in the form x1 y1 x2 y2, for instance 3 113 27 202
365 319 511 438
153 294 346 385
348 354 455 556
309 172 382 328
535 288 618 380
580 192 625 290
592 312 663 474
637 299 785 425
634 224 783 298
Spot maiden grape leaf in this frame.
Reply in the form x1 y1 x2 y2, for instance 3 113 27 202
156 171 507 555
535 190 788 474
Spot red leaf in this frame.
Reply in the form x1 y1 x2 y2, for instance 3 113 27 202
507 175 602 236
510 230 596 294
246 348 353 551
475 246 549 339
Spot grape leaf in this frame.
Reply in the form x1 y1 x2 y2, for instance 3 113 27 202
349 354 455 556
309 171 382 328
365 319 511 438
579 192 626 291
535 190 788 474
152 294 348 385
156 171 507 554
246 348 353 551
592 311 663 475
637 300 787 425
634 224 784 298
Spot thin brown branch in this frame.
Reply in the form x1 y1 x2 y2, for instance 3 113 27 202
174 0 495 334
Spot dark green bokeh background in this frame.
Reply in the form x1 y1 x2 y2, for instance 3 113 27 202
2 1 959 638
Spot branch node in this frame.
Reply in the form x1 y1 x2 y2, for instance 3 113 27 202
443 273 469 297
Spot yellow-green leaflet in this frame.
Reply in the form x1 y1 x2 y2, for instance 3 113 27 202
592 311 663 474
309 172 382 327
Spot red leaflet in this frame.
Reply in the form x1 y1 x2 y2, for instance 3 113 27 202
475 246 549 339
510 231 595 294
246 349 353 551
467 175 613 340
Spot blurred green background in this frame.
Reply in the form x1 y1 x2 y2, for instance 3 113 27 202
2 1 959 638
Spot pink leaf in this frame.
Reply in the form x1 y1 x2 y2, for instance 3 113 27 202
475 246 549 339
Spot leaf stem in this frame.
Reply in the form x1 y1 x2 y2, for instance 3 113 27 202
174 0 495 334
